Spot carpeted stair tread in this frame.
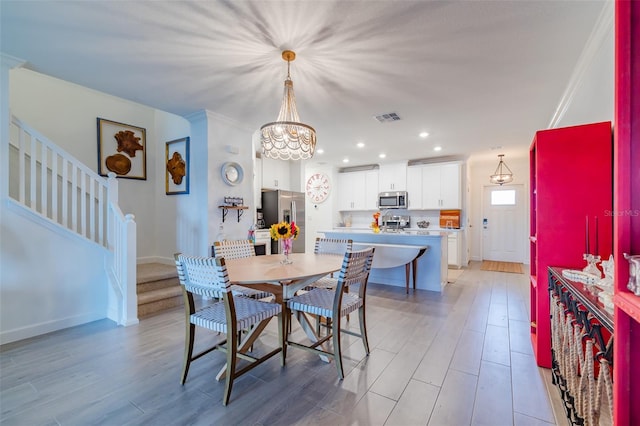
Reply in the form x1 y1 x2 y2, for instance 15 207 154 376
137 263 178 283
137 285 183 305
136 262 183 318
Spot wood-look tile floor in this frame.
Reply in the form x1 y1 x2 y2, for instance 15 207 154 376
0 261 562 425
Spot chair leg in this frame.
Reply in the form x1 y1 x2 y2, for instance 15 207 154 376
332 315 344 379
222 329 237 406
358 305 370 355
181 323 195 385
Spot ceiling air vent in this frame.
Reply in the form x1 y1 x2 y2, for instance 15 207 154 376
373 112 401 123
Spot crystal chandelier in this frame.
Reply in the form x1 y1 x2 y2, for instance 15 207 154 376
260 50 316 161
490 154 514 185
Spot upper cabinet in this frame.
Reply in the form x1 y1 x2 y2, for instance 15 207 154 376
338 169 379 211
261 157 290 190
378 163 407 191
407 162 462 210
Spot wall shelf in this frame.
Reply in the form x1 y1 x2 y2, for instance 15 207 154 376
218 205 248 223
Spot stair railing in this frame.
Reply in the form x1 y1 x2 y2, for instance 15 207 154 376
8 115 137 325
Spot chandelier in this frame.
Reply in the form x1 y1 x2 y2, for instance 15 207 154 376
490 154 514 185
260 50 316 161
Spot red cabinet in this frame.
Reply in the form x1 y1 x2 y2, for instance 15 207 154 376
613 1 640 424
529 121 613 368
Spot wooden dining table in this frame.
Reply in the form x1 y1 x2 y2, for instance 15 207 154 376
221 252 344 373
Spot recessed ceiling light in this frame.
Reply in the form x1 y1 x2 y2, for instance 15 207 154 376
379 153 386 158
343 158 349 163
419 132 429 138
434 146 442 152
357 142 365 148
316 148 324 154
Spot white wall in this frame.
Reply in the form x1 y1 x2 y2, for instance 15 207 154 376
303 164 340 253
467 154 530 262
8 68 190 260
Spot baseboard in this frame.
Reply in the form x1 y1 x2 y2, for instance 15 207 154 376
0 311 111 346
137 256 174 265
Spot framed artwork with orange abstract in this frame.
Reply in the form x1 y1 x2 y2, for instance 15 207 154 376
165 137 189 195
97 118 147 180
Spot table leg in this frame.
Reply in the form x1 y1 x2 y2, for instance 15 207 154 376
405 263 410 294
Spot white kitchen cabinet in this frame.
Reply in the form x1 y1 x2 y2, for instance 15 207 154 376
406 162 461 210
439 163 462 209
409 162 461 210
378 162 407 191
338 169 379 210
447 232 462 268
406 167 422 209
262 157 290 190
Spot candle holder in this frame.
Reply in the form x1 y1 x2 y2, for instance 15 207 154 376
582 253 602 281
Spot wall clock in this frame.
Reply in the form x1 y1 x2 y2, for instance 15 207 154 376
306 173 331 203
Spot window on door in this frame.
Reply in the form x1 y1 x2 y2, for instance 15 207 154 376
491 189 516 206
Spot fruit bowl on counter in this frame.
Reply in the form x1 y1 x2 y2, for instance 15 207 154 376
417 221 430 228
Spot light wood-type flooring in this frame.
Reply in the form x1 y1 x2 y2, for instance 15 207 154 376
0 261 563 425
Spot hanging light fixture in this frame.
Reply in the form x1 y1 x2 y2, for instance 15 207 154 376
260 50 316 161
490 154 514 185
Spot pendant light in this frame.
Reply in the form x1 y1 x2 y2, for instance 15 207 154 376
260 50 316 161
490 154 514 185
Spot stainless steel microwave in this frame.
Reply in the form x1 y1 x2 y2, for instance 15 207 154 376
378 191 408 209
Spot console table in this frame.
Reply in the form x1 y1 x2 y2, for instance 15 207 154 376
548 267 613 426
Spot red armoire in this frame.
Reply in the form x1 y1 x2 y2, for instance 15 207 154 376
529 121 613 369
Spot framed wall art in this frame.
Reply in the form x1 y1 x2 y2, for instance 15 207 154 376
97 118 147 180
165 137 190 195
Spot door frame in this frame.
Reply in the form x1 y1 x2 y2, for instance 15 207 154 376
481 183 528 263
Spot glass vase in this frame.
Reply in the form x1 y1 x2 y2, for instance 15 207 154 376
280 238 293 265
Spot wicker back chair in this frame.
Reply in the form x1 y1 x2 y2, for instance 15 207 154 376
174 253 284 405
213 240 272 300
286 247 375 379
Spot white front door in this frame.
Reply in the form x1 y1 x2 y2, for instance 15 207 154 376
482 184 526 262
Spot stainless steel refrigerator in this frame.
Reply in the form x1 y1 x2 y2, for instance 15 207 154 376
261 190 306 254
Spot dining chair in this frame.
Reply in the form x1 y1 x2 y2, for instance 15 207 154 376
213 240 273 300
302 238 353 334
174 253 284 405
286 247 375 379
303 237 353 291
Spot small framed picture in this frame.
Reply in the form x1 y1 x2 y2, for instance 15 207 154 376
97 118 147 180
166 137 190 195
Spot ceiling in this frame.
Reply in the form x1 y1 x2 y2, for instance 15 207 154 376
1 1 607 168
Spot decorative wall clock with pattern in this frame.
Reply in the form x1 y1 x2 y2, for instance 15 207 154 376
306 173 331 203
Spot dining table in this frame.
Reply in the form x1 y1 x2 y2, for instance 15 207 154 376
218 252 344 377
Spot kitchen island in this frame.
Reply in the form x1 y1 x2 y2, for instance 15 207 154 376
320 229 448 292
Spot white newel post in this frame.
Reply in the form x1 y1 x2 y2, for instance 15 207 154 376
124 213 138 326
107 172 139 326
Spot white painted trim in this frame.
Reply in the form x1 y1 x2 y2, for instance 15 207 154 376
0 311 110 345
5 198 110 250
548 1 614 128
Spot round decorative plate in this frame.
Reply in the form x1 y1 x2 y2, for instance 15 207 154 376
221 162 243 186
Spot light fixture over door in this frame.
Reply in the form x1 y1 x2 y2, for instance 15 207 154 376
260 50 316 161
490 154 514 185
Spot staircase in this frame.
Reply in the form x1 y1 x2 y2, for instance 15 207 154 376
137 263 183 317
